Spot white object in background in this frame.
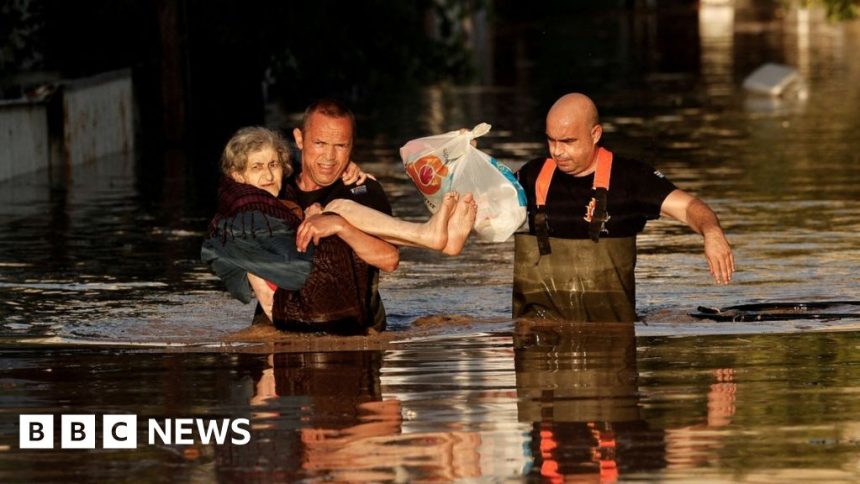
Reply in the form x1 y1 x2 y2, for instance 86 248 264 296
742 63 801 96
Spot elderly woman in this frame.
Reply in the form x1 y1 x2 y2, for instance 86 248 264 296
202 126 475 333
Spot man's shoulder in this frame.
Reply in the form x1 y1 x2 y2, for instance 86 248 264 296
344 178 392 214
611 154 668 181
612 153 650 168
521 156 548 172
516 157 549 187
345 178 387 197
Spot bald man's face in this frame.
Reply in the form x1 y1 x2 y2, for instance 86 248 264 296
545 110 602 176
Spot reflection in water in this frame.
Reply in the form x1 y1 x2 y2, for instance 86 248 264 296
2 330 859 480
219 349 487 482
219 350 402 482
514 322 664 482
699 1 734 98
663 366 737 472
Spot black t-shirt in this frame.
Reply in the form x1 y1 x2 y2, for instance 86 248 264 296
516 154 677 239
283 178 392 332
288 179 393 216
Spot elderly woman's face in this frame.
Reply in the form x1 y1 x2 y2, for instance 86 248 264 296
231 146 283 197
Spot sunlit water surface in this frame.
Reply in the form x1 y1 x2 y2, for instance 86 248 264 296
1 10 860 483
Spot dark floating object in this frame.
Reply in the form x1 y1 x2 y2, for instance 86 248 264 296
690 301 860 322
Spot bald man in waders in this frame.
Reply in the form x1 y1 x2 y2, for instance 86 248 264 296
513 93 735 322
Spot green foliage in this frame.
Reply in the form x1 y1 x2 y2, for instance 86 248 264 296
821 0 859 19
790 0 859 20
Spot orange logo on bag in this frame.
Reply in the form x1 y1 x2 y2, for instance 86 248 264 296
406 155 448 195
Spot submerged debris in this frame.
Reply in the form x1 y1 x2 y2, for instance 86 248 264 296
690 301 860 322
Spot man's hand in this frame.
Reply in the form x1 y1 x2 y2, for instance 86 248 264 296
341 161 375 185
704 230 735 285
661 189 736 285
296 211 399 272
296 213 345 252
304 203 323 218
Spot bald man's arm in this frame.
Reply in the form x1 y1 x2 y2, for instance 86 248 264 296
660 189 735 285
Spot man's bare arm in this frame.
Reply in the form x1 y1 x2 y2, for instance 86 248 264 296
296 214 400 272
661 189 735 285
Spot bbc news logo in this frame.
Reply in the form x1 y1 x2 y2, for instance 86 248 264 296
19 414 251 449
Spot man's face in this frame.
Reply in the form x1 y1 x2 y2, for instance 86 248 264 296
230 146 283 197
545 113 601 176
293 113 353 190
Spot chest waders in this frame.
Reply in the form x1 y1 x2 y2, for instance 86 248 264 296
513 148 638 322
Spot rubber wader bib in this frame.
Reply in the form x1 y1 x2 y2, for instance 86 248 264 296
513 234 637 322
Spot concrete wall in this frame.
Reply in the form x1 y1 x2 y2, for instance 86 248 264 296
62 70 135 167
0 69 135 183
0 101 50 181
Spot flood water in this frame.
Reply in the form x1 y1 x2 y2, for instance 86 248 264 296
2 6 860 482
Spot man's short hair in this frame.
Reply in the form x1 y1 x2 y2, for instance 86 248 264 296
220 126 292 177
301 98 356 134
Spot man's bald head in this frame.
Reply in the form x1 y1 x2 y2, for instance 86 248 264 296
544 93 603 176
546 93 599 129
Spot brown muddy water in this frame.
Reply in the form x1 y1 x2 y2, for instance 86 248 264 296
2 8 860 483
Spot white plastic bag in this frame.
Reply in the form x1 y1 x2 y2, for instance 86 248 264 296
399 123 526 242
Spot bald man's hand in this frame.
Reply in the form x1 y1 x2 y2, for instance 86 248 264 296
703 229 734 285
661 189 735 285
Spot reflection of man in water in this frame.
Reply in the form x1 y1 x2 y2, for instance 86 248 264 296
218 351 402 482
222 350 482 481
514 322 666 481
513 92 735 322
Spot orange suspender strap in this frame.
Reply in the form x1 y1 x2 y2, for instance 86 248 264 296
533 159 557 256
592 147 613 191
536 147 613 205
587 148 613 242
534 148 614 249
535 159 557 207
